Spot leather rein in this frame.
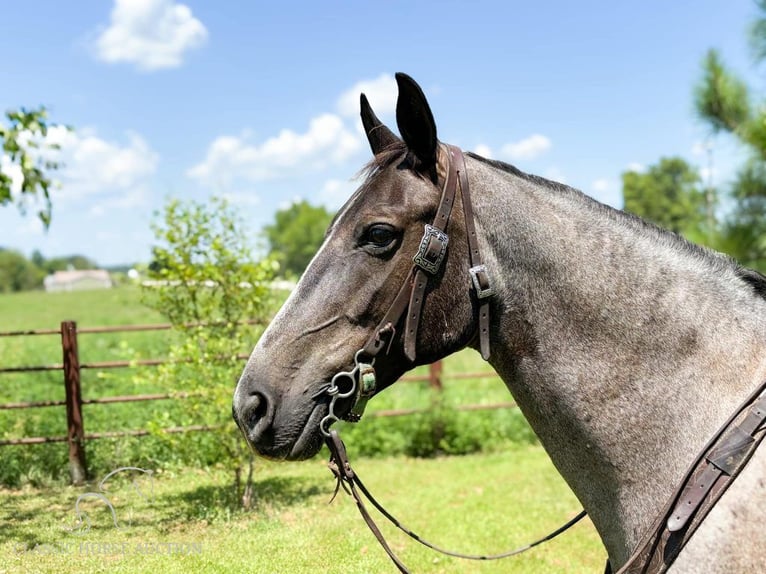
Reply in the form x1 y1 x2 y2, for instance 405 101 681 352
315 144 586 573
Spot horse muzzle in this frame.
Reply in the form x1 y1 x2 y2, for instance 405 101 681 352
232 380 327 461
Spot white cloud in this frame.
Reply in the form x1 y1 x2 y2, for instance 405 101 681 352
589 177 622 208
46 126 158 204
543 166 567 184
318 178 358 209
188 114 361 186
220 191 261 207
337 74 397 117
500 134 552 161
15 216 45 237
2 126 157 217
592 178 615 193
95 0 208 71
626 162 645 173
88 188 149 217
699 166 718 184
473 144 493 159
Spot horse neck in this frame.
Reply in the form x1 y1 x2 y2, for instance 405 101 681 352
465 157 766 565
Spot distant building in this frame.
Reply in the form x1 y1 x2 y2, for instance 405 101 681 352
44 270 113 292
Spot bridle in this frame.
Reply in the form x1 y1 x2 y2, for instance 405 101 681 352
314 144 587 573
318 144 492 431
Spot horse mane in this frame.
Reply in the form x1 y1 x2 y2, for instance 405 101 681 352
359 141 409 181
466 151 766 301
736 267 766 300
466 151 573 194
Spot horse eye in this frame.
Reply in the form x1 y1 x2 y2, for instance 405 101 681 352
363 224 398 249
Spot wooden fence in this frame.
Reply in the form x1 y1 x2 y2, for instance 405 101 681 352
0 321 512 484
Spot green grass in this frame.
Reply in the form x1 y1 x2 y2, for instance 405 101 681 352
0 447 605 574
0 287 165 331
0 288 195 485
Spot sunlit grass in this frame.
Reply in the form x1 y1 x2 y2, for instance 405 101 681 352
0 448 605 574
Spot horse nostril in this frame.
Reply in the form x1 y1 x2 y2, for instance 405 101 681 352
236 389 275 446
246 392 268 429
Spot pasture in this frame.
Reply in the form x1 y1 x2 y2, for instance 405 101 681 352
1 449 604 573
0 287 605 571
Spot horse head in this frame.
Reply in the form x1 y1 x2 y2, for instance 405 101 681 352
232 74 484 460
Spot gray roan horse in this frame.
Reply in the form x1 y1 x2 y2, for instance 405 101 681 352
233 74 766 572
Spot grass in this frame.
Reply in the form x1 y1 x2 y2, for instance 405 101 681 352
0 288 195 485
0 447 606 574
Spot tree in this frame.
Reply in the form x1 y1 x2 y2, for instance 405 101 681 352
693 2 766 271
0 107 69 228
0 249 44 292
145 196 277 326
622 157 708 241
263 200 333 278
142 196 277 507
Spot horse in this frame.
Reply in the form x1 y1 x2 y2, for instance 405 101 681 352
233 73 766 572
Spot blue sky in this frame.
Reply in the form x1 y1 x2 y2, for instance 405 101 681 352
0 0 759 266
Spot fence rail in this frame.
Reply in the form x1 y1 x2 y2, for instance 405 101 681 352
0 320 508 484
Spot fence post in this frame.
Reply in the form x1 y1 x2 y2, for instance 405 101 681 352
61 320 87 484
429 361 443 391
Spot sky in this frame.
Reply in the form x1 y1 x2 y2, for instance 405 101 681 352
0 0 760 267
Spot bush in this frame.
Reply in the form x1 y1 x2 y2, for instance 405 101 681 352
339 388 537 459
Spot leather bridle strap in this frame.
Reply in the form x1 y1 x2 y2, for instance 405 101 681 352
452 146 492 359
361 144 492 362
402 145 460 361
325 429 586 574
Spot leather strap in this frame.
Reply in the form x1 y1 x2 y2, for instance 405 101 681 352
361 144 492 363
613 382 766 574
325 429 585 572
403 145 460 360
326 431 410 573
362 269 416 357
403 268 429 361
452 146 492 359
666 393 765 531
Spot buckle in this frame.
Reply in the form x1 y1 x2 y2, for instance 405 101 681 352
469 265 493 299
413 224 448 274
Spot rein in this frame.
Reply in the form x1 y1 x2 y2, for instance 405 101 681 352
324 428 587 573
316 144 587 572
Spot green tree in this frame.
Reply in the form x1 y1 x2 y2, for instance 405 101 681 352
622 157 708 241
1 107 69 228
0 249 44 292
142 196 277 507
694 2 766 271
263 200 333 278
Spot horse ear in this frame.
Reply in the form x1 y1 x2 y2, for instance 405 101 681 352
360 93 400 155
395 73 438 169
